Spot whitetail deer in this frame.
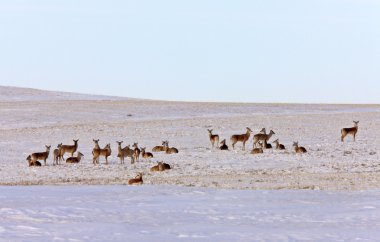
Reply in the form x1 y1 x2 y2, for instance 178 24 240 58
116 141 134 164
152 141 166 152
341 121 359 142
60 139 79 159
163 141 179 154
251 141 264 154
219 139 229 150
150 161 171 172
207 129 220 148
293 142 307 153
53 143 63 165
141 147 154 159
230 127 252 150
66 152 84 163
30 145 51 166
93 143 112 165
253 130 275 148
132 143 141 162
128 173 143 185
273 139 286 150
263 140 272 149
26 155 41 166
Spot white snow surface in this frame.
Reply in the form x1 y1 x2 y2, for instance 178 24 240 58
1 186 380 242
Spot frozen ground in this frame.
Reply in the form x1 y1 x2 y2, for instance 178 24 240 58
1 186 380 242
1 86 380 190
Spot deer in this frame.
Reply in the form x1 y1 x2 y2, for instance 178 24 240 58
116 141 134 164
30 145 51 166
128 173 143 185
293 142 307 153
263 140 272 149
341 121 359 142
26 155 41 167
272 139 286 150
141 147 154 159
53 143 63 165
207 129 220 148
152 141 166 152
230 127 252 150
132 143 141 162
219 139 229 150
163 141 179 154
60 139 79 159
253 130 275 148
251 141 264 154
93 143 112 165
66 152 84 163
150 161 171 172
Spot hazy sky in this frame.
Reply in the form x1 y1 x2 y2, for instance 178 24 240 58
0 0 379 103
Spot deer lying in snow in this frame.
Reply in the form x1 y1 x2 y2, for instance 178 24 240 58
141 147 153 159
163 141 179 154
66 152 84 163
26 155 41 166
30 145 51 166
251 141 264 154
150 161 171 172
341 121 359 142
116 141 134 164
219 139 229 150
293 142 307 153
152 141 166 152
230 127 252 150
128 173 143 185
273 139 286 150
207 129 220 148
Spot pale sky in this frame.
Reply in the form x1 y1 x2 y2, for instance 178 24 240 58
0 0 379 103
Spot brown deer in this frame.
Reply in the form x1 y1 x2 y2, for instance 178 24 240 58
293 142 307 153
152 141 166 152
251 141 264 154
273 139 286 150
230 127 252 150
219 139 229 150
66 152 84 163
30 145 51 166
341 121 359 142
207 129 220 148
93 143 112 165
150 161 171 172
26 155 41 167
60 139 79 159
128 173 143 185
163 141 179 154
132 143 141 162
116 141 134 164
53 143 63 165
141 147 154 159
253 130 275 148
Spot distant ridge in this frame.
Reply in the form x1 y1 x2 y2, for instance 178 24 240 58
0 86 130 102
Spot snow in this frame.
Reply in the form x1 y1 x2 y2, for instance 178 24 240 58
1 186 380 242
1 86 380 241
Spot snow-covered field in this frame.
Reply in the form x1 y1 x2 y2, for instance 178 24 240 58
1 186 380 242
1 86 380 241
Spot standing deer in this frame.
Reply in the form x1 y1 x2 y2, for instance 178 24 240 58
128 173 143 185
30 145 51 166
152 141 166 152
132 143 141 162
116 141 134 164
207 129 220 148
253 130 275 148
163 141 179 154
219 139 229 150
93 143 112 165
230 127 252 150
341 121 359 142
141 147 154 159
273 139 286 150
66 152 84 163
60 139 79 159
53 143 63 165
293 142 307 153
